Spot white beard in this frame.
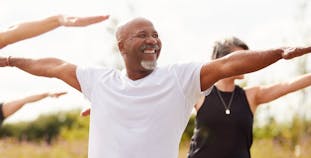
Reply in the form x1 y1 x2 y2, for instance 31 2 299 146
141 60 157 70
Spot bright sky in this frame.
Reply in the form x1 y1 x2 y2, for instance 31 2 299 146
0 0 310 124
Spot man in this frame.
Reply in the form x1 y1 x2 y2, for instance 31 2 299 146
0 14 109 49
0 17 310 158
0 92 66 126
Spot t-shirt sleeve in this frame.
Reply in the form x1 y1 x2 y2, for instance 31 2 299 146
172 62 212 106
76 66 108 100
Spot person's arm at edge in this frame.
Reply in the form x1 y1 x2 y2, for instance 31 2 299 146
246 73 311 111
2 91 67 118
200 47 311 91
3 57 81 91
0 15 109 49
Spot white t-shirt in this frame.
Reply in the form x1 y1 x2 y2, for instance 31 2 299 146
76 62 212 158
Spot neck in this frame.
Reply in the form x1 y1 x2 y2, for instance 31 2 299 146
126 69 153 80
215 78 235 92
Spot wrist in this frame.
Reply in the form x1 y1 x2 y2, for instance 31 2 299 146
46 93 52 97
54 15 64 27
274 48 285 58
281 47 295 54
6 56 12 67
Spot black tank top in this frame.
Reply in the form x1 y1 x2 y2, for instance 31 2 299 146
188 86 253 158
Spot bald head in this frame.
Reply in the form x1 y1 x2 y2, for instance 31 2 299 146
116 17 154 42
114 17 162 79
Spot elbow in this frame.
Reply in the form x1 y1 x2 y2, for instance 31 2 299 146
0 44 7 49
34 68 58 78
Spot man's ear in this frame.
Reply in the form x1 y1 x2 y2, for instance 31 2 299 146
118 41 125 55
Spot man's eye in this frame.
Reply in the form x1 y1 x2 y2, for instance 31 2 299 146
137 34 146 38
152 34 158 38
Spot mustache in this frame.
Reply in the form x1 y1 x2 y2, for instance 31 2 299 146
140 44 160 51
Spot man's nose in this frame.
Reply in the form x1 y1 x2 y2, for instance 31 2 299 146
145 36 157 44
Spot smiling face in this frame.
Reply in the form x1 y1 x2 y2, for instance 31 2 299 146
117 18 162 77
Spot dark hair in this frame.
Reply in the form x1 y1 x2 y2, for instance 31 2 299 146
211 37 249 59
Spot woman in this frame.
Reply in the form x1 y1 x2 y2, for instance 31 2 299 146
0 92 66 126
188 37 311 158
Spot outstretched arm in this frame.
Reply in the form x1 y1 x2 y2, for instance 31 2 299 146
247 73 311 107
200 47 311 91
0 14 109 49
0 56 81 91
1 91 67 118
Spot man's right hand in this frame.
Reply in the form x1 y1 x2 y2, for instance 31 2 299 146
282 46 311 59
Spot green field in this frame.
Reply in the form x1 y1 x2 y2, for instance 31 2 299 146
1 138 311 158
1 111 311 158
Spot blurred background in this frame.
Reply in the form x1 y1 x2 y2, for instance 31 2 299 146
0 0 310 157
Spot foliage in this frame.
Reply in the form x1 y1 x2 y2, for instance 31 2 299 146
59 113 89 141
181 115 195 142
0 110 86 144
0 138 88 158
1 110 311 158
253 114 311 150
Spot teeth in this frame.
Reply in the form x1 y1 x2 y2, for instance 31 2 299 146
143 50 155 54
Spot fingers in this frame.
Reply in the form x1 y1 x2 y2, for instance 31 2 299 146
55 91 67 97
80 108 91 117
281 47 297 59
282 46 311 60
49 91 67 98
62 15 110 27
78 15 110 26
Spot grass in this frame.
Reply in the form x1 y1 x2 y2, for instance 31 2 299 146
1 137 311 158
0 138 88 158
178 138 311 158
